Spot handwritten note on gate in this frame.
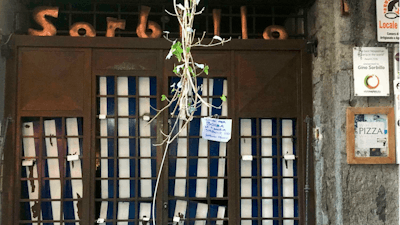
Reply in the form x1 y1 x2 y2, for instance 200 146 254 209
201 118 232 142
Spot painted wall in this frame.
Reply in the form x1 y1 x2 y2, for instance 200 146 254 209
308 0 399 224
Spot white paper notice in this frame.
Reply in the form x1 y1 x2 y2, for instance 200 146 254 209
201 118 232 142
395 46 399 80
356 122 387 149
353 47 389 96
376 0 399 42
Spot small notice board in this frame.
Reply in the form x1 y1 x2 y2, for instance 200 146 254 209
346 107 395 164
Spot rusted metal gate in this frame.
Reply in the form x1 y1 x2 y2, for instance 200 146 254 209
2 36 313 224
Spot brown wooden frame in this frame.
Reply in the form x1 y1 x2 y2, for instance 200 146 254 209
2 35 314 225
346 107 395 164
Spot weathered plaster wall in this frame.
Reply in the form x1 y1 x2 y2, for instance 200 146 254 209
0 0 21 220
308 0 398 224
0 0 20 119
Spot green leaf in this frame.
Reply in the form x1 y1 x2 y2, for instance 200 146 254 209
176 54 182 62
161 95 167 101
204 65 209 75
186 47 191 52
173 67 178 74
171 88 175 93
188 66 194 75
220 95 227 102
176 45 183 54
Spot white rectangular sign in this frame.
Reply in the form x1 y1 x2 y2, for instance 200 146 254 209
201 118 232 142
353 47 389 96
394 80 400 163
356 122 387 149
376 0 399 42
395 45 399 79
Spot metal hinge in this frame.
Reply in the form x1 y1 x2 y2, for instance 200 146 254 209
306 39 318 57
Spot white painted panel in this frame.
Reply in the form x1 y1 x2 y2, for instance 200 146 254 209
196 139 208 198
217 142 226 197
175 138 187 197
194 203 208 225
22 122 41 222
139 202 152 225
99 77 109 220
240 199 252 225
282 120 294 225
261 119 273 223
240 119 252 221
208 79 214 115
66 118 83 223
44 120 61 223
174 200 187 219
117 202 130 225
216 206 226 225
139 77 152 198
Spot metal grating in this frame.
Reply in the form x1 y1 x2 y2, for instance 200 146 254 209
15 1 307 39
95 76 158 224
239 118 298 225
19 117 84 224
167 77 228 224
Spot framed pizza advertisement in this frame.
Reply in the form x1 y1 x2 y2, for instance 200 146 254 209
346 107 395 164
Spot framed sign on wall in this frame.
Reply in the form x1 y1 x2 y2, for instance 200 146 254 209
346 107 395 164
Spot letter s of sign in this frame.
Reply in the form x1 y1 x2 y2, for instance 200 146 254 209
136 5 162 38
28 6 59 36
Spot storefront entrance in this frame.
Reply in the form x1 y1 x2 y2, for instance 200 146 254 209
3 36 313 224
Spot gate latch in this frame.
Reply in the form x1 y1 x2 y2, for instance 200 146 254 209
283 154 295 169
306 39 318 57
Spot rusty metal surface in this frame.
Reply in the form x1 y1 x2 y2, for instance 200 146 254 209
3 36 313 224
106 17 126 37
18 48 88 112
136 5 162 38
213 9 222 36
70 22 97 37
19 2 308 39
263 25 289 40
28 6 59 36
236 51 298 117
240 6 248 39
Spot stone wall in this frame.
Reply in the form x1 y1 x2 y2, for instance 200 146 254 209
308 0 398 224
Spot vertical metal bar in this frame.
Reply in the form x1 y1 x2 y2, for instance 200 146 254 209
93 3 97 34
60 117 65 224
68 3 72 28
205 7 209 37
252 6 256 38
38 117 44 223
135 75 139 225
303 7 308 39
256 118 261 224
162 5 166 32
304 116 311 225
277 118 281 225
228 50 238 225
113 76 118 225
229 6 233 36
117 4 121 37
272 7 275 25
